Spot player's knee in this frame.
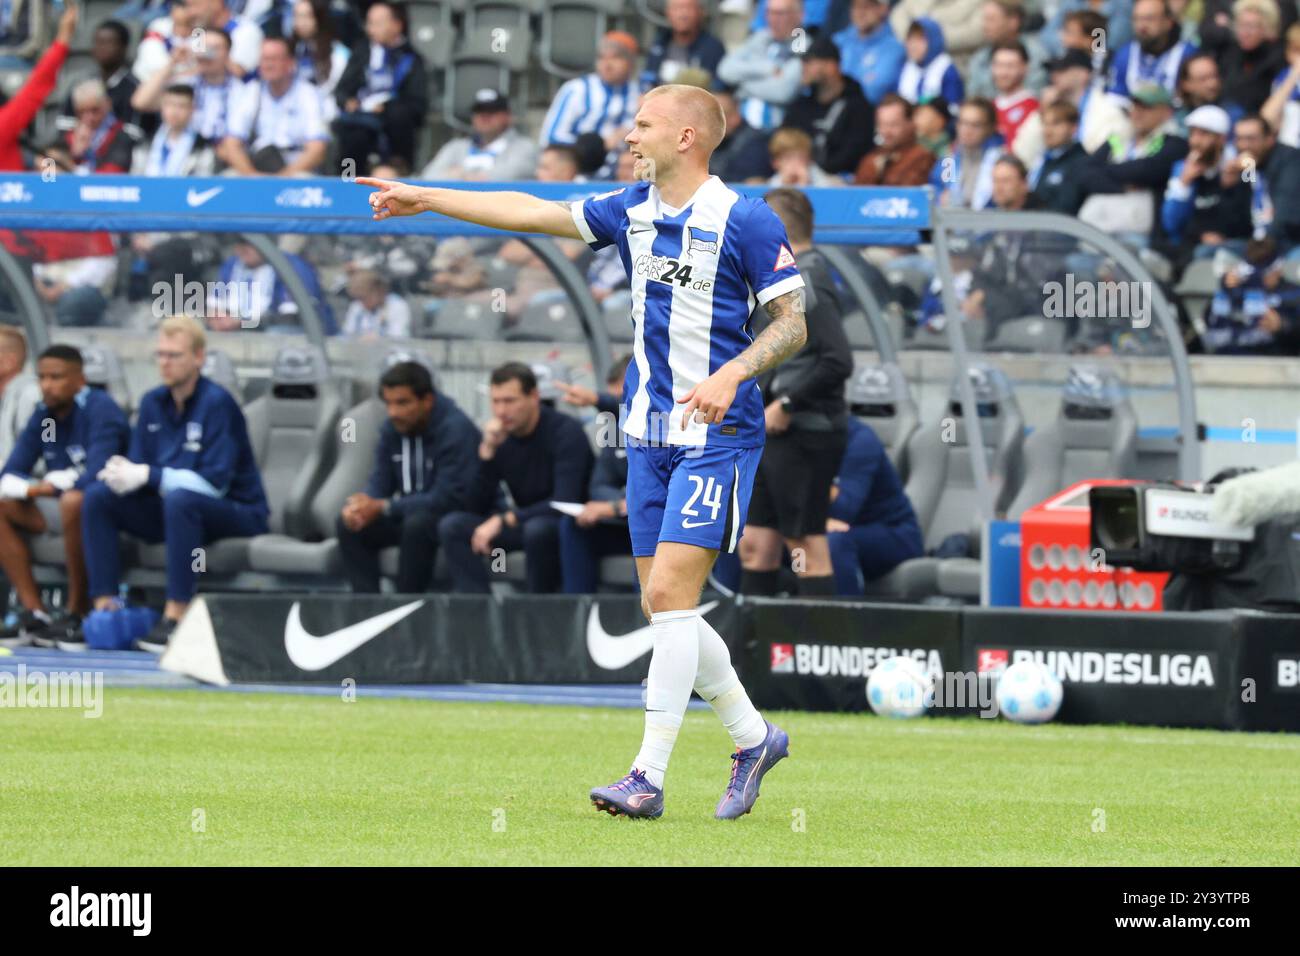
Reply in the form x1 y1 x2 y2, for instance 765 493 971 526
59 489 84 519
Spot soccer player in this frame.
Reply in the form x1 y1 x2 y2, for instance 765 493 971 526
358 83 808 821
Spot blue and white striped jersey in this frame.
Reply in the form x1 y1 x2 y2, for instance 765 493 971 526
571 175 804 448
539 74 643 146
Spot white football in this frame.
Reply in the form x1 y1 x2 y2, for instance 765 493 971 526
995 660 1065 724
866 655 934 718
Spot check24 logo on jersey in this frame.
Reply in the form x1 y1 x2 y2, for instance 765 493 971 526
681 475 724 528
634 253 715 292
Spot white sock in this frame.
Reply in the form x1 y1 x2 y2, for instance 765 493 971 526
694 614 767 750
632 609 699 788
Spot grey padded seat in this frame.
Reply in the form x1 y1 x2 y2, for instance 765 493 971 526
986 316 1067 353
136 346 341 573
539 0 623 78
248 349 445 579
429 298 502 339
80 344 132 416
862 364 1025 600
407 1 457 71
506 296 586 342
603 291 633 344
845 361 919 479
201 349 241 399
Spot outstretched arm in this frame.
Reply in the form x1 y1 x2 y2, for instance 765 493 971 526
356 177 582 239
677 288 807 428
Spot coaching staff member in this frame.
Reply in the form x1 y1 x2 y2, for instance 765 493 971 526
738 187 852 598
337 361 481 593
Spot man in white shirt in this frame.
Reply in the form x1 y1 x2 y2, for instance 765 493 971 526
185 0 263 78
421 89 538 181
218 36 328 175
0 328 39 466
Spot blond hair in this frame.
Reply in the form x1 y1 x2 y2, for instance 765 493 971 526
769 126 813 159
159 315 206 353
1234 0 1281 36
641 84 727 153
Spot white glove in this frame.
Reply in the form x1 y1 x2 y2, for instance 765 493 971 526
0 473 29 500
99 457 150 496
44 468 79 492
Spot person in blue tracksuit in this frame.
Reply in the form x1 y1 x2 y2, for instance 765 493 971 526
0 345 129 647
81 316 270 652
336 361 482 593
826 416 924 595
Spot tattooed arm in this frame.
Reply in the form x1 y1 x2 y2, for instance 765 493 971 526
677 287 808 428
356 177 584 239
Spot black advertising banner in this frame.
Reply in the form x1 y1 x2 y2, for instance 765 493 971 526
737 598 963 713
1231 611 1300 731
962 608 1242 729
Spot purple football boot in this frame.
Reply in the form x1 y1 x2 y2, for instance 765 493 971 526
715 720 790 820
590 768 664 819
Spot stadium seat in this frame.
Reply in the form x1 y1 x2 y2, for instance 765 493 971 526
505 295 587 342
845 361 919 477
539 0 623 78
427 298 502 339
986 316 1067 353
80 344 133 416
136 346 342 575
861 365 1025 601
408 0 459 71
443 28 520 131
72 2 122 52
1174 258 1223 329
202 349 241 400
602 291 633 344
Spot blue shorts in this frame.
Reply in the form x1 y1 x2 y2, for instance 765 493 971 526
625 437 763 558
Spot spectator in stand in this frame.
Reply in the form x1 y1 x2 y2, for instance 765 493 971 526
1108 0 1198 102
186 0 263 77
1174 51 1242 132
131 85 217 177
913 97 953 154
1202 236 1300 353
767 127 843 185
208 236 337 334
1200 0 1296 58
219 36 328 175
1226 113 1300 254
46 79 140 174
0 5 76 172
341 268 411 338
834 0 906 104
930 97 1004 208
642 0 726 88
967 1 1048 99
740 188 852 599
749 0 837 33
1079 84 1188 246
889 0 985 61
336 361 481 593
421 89 538 181
854 93 938 184
134 0 200 85
784 35 876 177
134 26 241 143
287 0 350 125
58 20 140 134
1029 101 1091 213
1040 48 1131 151
438 362 594 595
896 18 965 110
333 0 427 175
1042 1 1132 59
717 0 805 130
0 329 40 465
989 41 1043 165
81 316 271 652
557 356 634 594
0 345 130 649
1216 0 1285 115
1160 104 1252 268
709 87 774 182
540 32 643 152
1261 23 1300 146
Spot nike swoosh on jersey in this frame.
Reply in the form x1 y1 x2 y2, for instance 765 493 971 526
587 600 721 670
681 518 713 529
284 600 425 671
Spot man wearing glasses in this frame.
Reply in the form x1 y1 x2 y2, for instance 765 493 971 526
80 315 270 652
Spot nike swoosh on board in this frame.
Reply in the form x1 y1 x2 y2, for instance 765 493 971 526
284 599 425 671
586 599 720 670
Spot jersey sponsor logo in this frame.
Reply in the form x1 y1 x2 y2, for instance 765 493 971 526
686 226 719 256
774 244 796 270
633 253 714 292
587 600 721 669
284 600 426 671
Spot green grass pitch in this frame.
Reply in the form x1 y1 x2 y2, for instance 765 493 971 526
2 689 1298 866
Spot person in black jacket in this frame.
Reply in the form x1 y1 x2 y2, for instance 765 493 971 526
739 188 853 599
641 0 728 88
333 1 428 174
1227 113 1300 254
1030 101 1090 214
783 35 875 177
439 362 594 594
558 355 634 593
336 361 481 593
710 87 774 183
